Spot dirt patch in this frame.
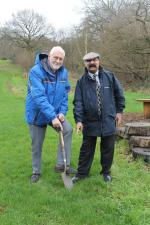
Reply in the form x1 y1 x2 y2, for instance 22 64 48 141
121 112 150 125
0 206 6 214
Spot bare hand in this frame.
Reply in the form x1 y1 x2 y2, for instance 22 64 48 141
76 122 83 134
52 118 63 131
57 113 65 122
115 113 122 127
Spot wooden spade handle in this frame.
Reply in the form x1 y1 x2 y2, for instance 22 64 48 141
59 131 67 171
59 131 64 148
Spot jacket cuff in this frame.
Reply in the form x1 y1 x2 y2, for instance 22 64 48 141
48 114 57 123
59 111 67 116
75 119 83 123
116 111 123 114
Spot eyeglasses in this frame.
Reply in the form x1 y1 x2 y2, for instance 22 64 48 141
85 58 99 63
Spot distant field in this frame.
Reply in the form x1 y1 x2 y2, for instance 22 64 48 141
0 60 150 225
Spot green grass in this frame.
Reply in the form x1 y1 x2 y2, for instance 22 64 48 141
125 91 150 112
0 60 150 225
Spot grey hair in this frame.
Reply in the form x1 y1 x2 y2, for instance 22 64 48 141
49 46 65 57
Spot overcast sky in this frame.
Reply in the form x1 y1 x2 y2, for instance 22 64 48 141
0 0 84 30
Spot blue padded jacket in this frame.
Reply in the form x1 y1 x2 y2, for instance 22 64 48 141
25 53 70 126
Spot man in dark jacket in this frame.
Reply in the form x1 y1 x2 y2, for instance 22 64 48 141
72 52 125 183
26 46 76 183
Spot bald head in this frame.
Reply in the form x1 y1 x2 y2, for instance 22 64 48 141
49 46 65 57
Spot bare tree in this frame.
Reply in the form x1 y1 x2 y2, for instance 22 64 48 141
83 0 133 35
78 0 150 87
1 9 54 54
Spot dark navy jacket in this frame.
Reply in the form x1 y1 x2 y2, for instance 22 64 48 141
73 68 125 137
25 53 70 126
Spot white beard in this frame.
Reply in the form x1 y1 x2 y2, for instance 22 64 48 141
51 63 62 71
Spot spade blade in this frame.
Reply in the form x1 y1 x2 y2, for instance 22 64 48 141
61 172 73 190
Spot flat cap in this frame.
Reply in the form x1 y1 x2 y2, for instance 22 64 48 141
83 52 100 61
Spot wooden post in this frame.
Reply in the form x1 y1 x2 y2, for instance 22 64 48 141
136 99 150 119
144 102 150 119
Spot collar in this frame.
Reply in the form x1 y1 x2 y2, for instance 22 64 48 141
88 70 99 77
88 70 99 80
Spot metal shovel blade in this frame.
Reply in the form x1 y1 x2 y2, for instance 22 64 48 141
59 131 73 190
61 172 73 190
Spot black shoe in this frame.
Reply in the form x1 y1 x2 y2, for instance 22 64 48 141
103 174 112 182
72 176 81 183
66 166 77 175
30 173 40 183
72 175 88 183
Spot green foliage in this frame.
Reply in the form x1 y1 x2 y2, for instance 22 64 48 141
0 61 150 225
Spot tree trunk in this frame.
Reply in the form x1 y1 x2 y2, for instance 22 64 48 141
129 136 150 148
116 127 126 139
132 147 150 163
125 122 150 136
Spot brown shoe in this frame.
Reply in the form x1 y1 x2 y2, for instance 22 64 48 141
54 164 64 173
54 165 77 174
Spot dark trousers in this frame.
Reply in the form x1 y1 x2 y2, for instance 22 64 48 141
77 134 116 177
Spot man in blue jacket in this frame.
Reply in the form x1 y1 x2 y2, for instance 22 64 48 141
72 52 125 183
26 46 76 183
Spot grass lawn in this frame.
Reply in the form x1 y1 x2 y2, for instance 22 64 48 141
0 60 150 225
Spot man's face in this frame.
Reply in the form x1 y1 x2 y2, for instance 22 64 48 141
49 51 64 71
85 57 100 73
